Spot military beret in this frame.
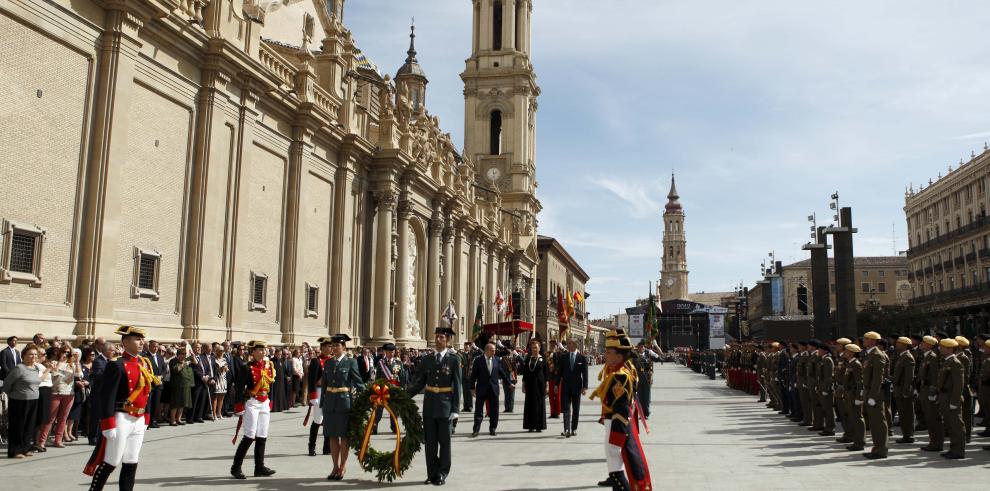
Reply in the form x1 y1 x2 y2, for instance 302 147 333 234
115 325 147 338
939 338 959 348
864 331 881 340
896 337 912 346
845 343 862 353
246 340 267 349
954 336 970 348
836 338 851 345
922 336 938 346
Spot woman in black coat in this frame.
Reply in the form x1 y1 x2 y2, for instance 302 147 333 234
520 340 548 432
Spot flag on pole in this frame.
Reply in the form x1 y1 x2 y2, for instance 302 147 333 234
471 294 484 338
556 289 569 336
565 288 575 319
441 300 458 326
645 282 655 340
504 293 514 321
494 288 505 314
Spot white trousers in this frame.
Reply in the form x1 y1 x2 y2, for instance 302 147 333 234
311 401 324 425
604 419 624 473
104 413 146 466
243 398 271 439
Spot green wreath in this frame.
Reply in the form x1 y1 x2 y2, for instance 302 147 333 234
347 379 424 482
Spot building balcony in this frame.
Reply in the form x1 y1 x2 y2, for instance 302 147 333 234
966 252 977 262
907 215 990 257
955 257 965 267
910 281 990 307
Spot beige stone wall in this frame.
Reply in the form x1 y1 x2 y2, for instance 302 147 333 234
296 168 334 331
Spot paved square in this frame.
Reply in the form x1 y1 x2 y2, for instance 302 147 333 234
3 364 988 490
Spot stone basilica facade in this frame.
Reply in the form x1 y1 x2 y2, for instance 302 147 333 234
0 0 541 346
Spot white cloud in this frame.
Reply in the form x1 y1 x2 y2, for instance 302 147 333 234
587 176 663 219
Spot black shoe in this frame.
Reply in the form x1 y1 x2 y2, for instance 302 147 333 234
863 452 887 459
808 427 823 431
940 452 964 460
982 445 990 451
597 475 615 487
978 430 990 437
434 474 447 486
194 419 205 423
230 467 246 480
836 437 852 443
561 431 570 437
490 431 497 436
424 478 437 485
895 437 915 444
819 430 835 436
148 422 160 429
920 446 944 452
845 445 864 451
471 431 479 437
571 431 577 437
254 467 276 477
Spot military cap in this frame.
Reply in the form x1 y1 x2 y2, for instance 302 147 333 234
770 341 780 348
939 338 959 348
330 333 352 345
434 326 455 337
605 335 633 351
910 334 923 342
605 328 626 339
798 340 809 346
246 340 268 349
864 331 882 340
114 325 147 338
836 338 851 345
922 335 938 346
845 343 862 353
984 339 990 349
382 342 397 351
976 333 990 341
896 336 912 346
317 336 334 346
954 336 970 347
638 340 647 347
935 331 950 339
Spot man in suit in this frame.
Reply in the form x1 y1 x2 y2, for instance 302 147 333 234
358 348 375 382
1 335 20 380
142 340 166 428
188 343 208 423
222 342 236 417
469 343 512 437
555 338 589 437
87 339 111 445
408 327 461 486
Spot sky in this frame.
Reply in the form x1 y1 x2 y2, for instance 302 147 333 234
343 0 990 317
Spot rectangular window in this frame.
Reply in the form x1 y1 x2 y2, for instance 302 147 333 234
130 247 161 299
861 282 870 293
305 283 319 318
250 272 268 312
492 1 503 50
877 282 886 293
878 270 885 277
1 219 45 286
861 270 869 277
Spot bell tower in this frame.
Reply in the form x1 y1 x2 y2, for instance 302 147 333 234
462 0 540 221
660 174 689 300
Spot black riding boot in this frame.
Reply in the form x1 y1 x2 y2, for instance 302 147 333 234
609 471 630 491
118 463 137 491
231 437 254 479
597 474 615 487
88 462 115 491
308 423 320 456
254 437 276 477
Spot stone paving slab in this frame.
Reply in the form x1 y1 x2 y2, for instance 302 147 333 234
2 364 988 490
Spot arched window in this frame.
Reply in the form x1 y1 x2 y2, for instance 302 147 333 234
493 1 503 50
489 110 502 155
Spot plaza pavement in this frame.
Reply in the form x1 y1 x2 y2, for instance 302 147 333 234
3 363 989 490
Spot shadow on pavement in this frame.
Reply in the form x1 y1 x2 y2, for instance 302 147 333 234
502 458 604 467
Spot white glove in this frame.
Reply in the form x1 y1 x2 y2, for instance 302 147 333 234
867 398 876 407
913 389 918 397
102 428 117 439
309 398 319 406
449 413 459 422
949 404 958 410
854 400 863 406
927 395 936 402
821 391 828 396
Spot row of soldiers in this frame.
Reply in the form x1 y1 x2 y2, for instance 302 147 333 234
724 332 990 460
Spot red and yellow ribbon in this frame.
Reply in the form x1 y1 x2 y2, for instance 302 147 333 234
358 383 402 475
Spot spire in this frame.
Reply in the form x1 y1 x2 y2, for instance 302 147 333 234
665 173 682 212
406 19 418 64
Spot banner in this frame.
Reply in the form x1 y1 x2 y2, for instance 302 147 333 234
629 314 645 338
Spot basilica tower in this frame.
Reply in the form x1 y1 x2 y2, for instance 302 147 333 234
659 174 689 300
461 0 540 222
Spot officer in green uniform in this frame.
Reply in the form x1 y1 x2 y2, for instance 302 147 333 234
891 336 915 444
861 331 889 459
953 336 974 443
843 343 866 451
814 341 835 436
373 343 407 434
408 327 462 486
937 338 966 459
919 335 944 452
319 334 363 481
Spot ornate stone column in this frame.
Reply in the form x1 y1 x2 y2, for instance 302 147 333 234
393 198 411 342
372 189 397 343
467 229 479 333
426 203 444 335
485 239 495 321
441 221 455 322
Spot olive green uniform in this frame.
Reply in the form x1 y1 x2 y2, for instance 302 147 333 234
844 358 866 448
862 346 889 456
937 353 966 457
891 350 915 440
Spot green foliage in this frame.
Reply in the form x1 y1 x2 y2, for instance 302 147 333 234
347 380 425 482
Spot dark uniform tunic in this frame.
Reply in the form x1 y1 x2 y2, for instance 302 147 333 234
408 349 462 482
319 355 363 438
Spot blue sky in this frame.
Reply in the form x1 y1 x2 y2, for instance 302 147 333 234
345 1 990 317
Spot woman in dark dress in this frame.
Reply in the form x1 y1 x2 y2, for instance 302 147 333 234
168 349 194 425
521 340 548 432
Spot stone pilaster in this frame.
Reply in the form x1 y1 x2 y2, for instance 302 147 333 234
425 203 444 336
329 155 358 338
278 124 314 344
393 198 411 342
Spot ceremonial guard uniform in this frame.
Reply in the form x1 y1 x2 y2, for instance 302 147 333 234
891 337 916 443
842 344 866 450
230 340 276 480
862 331 889 459
814 342 835 436
307 337 333 456
374 343 406 433
954 337 974 443
937 338 966 458
320 334 363 480
592 329 651 491
85 326 161 491
408 327 461 486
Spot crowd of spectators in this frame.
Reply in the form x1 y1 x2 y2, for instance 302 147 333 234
0 332 604 459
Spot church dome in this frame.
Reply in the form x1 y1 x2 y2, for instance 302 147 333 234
664 174 682 212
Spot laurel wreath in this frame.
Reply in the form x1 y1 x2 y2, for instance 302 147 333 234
348 379 424 482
